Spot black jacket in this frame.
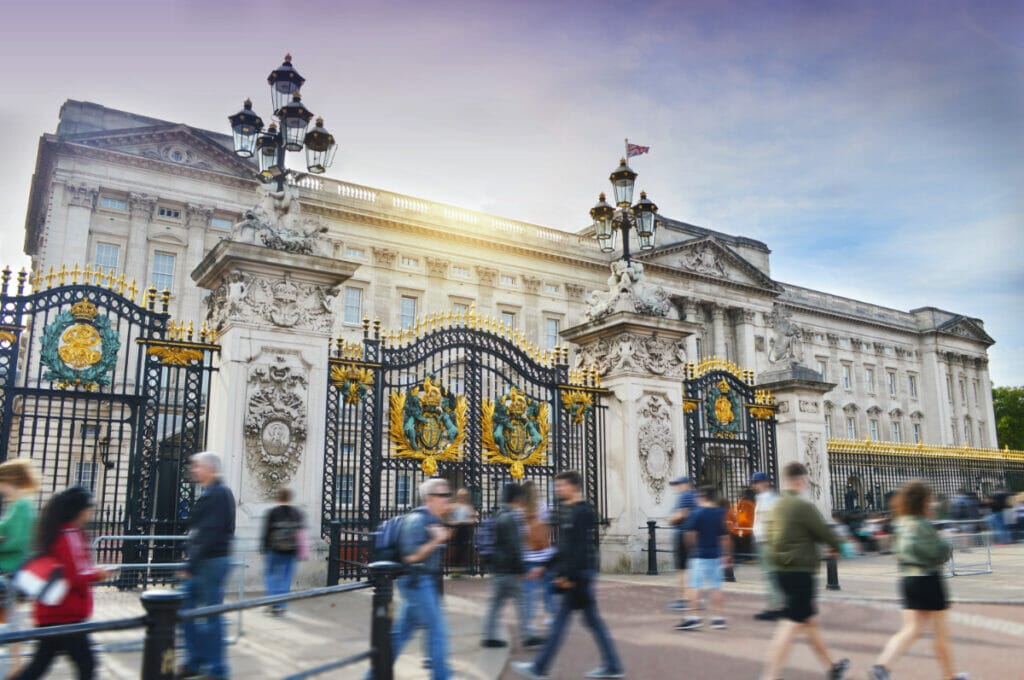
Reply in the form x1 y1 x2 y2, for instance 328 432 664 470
187 479 236 572
490 507 526 575
262 505 303 555
552 501 596 582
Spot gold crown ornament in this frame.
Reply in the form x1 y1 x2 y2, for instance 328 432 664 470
70 300 99 321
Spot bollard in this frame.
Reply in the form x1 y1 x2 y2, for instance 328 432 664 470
825 555 840 591
140 589 185 680
368 561 402 680
646 521 659 576
327 520 342 586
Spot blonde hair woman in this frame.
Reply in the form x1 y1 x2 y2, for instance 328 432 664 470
0 459 39 674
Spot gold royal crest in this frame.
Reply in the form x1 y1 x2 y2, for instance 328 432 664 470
389 376 467 475
482 386 550 479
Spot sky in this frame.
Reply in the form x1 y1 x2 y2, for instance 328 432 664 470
0 0 1021 384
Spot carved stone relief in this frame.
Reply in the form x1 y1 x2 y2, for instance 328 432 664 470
205 270 338 333
585 261 672 321
776 400 790 414
372 247 397 268
425 257 449 278
186 203 214 227
522 275 542 295
754 336 766 352
767 302 804 367
229 185 327 255
244 353 309 496
798 400 819 414
802 433 823 500
574 331 688 378
679 242 729 279
128 192 157 220
565 283 587 302
476 266 498 286
65 183 98 209
637 394 675 503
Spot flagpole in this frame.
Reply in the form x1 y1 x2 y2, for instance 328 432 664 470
624 137 629 160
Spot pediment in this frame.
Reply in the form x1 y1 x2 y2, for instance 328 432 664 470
64 124 256 178
641 236 781 292
937 317 994 346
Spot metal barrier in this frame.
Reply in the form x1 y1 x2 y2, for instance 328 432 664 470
0 561 402 680
937 520 993 577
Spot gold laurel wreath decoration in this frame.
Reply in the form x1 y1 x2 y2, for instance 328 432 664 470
388 388 468 475
482 398 550 479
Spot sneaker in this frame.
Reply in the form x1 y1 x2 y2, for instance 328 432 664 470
523 636 546 648
674 616 702 630
585 668 626 679
480 638 508 648
668 599 689 610
867 665 890 680
951 674 969 680
828 658 850 680
510 660 550 680
711 617 727 630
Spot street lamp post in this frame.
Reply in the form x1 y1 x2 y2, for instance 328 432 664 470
589 158 658 263
227 54 339 190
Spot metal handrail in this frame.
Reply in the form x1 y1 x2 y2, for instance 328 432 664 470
180 581 372 620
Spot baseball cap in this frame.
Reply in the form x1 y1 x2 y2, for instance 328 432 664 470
670 476 692 486
750 471 770 483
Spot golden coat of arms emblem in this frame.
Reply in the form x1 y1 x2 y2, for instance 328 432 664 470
389 376 467 475
482 386 550 479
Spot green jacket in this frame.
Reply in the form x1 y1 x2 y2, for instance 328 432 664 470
894 516 951 573
0 497 36 572
767 491 840 573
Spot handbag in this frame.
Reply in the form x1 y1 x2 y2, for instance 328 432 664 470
296 527 311 562
13 555 69 606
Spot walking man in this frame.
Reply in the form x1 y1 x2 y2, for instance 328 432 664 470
511 470 625 679
675 486 731 631
762 462 848 680
751 470 784 621
261 488 304 615
481 484 544 649
179 452 236 680
667 476 696 610
373 477 453 680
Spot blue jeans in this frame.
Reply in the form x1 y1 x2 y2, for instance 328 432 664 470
182 556 231 679
366 574 450 680
530 571 622 675
522 561 556 626
989 512 1010 544
264 552 297 610
482 572 530 641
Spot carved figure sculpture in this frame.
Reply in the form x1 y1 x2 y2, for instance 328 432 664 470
229 183 327 255
767 303 805 366
585 260 672 321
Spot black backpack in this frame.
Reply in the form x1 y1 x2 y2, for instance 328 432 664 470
268 508 302 553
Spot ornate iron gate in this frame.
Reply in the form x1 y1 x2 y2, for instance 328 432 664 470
323 312 606 578
683 358 778 503
0 266 218 568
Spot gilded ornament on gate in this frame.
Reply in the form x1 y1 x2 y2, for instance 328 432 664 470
389 376 467 475
706 377 741 439
330 363 374 405
482 387 550 479
40 300 120 390
146 346 204 366
560 389 593 425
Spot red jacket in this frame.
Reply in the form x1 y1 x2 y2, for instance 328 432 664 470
34 525 103 626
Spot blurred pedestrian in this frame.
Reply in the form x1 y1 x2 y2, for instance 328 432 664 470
179 452 236 680
675 486 731 631
666 476 696 610
762 462 848 680
261 488 304 615
869 480 967 680
750 470 783 621
448 488 477 573
0 458 39 675
511 470 624 679
12 486 110 680
521 480 557 631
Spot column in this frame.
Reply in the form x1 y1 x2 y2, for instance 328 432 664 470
55 183 97 268
684 301 701 361
127 193 157 292
371 248 396 325
521 275 542 344
711 305 727 358
475 266 497 317
183 204 214 321
735 308 756 370
424 257 450 314
977 357 997 447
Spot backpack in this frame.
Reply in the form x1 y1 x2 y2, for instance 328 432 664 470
371 508 426 563
268 508 302 553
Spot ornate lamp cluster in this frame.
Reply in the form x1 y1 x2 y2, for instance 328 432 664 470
589 159 659 261
228 54 338 187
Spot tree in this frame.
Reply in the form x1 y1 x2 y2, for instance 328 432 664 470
993 386 1024 451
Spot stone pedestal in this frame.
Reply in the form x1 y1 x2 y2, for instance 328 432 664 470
563 311 701 573
192 240 357 584
758 365 836 515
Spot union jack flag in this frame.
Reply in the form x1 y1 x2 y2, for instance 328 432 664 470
626 143 650 158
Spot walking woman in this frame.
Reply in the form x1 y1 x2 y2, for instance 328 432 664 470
0 458 40 675
869 480 967 680
520 480 556 634
13 486 109 680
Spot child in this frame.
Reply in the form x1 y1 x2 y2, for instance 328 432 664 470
675 486 731 631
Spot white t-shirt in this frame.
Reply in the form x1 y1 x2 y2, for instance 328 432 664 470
753 489 779 543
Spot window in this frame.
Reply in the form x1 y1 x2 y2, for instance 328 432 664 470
451 265 471 278
93 243 119 275
864 367 875 393
337 473 355 506
396 474 411 507
815 360 827 380
544 283 560 294
841 364 852 390
891 421 902 443
210 217 233 230
913 423 922 444
157 206 181 220
908 374 918 399
151 252 175 291
959 378 967 403
499 274 516 287
869 419 880 441
824 414 832 439
452 301 470 315
846 417 856 439
401 256 419 268
545 318 560 350
74 461 97 491
100 196 126 211
343 287 363 325
345 246 366 259
400 296 417 329
500 311 516 329
887 371 897 397
839 337 850 348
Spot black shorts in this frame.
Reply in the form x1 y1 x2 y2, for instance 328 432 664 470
674 531 689 570
901 573 947 611
776 571 816 623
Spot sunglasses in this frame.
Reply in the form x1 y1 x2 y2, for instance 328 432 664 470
429 492 452 498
